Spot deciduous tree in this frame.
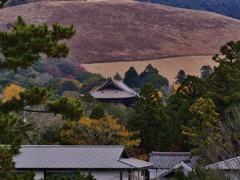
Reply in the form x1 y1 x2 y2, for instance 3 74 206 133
3 84 25 101
60 116 140 151
182 97 222 158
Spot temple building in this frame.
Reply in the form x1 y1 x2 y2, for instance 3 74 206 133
90 77 138 107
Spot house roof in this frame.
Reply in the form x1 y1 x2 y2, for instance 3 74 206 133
205 156 240 170
14 145 153 169
158 160 194 179
149 152 198 169
90 78 138 99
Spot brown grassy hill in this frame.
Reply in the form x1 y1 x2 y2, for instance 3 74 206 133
0 1 240 64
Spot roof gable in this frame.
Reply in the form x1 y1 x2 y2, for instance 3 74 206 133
149 152 198 169
90 78 138 99
14 145 152 169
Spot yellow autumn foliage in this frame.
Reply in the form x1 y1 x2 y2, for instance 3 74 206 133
157 91 162 98
60 116 140 151
3 84 25 101
173 83 181 93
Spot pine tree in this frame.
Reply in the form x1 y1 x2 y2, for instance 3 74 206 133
0 16 84 179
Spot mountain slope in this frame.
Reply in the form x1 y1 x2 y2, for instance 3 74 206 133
0 1 240 64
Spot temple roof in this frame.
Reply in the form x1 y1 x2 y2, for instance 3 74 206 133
90 78 138 99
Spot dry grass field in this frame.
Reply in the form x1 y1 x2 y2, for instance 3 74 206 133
82 55 218 84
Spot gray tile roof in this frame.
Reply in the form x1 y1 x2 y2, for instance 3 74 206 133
14 145 153 169
90 78 138 99
149 152 198 169
205 156 240 170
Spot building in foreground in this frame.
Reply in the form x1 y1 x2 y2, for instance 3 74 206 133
14 145 153 180
148 152 198 180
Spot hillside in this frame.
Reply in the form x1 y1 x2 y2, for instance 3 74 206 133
0 1 240 64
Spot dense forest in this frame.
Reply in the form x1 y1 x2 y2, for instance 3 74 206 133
138 0 240 20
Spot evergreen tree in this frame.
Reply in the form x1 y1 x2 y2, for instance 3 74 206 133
89 104 106 120
0 17 84 179
127 83 171 152
123 67 139 88
113 72 123 81
167 75 207 151
138 64 168 89
206 61 240 114
200 65 212 80
212 40 240 65
139 63 159 81
143 73 169 89
175 70 186 84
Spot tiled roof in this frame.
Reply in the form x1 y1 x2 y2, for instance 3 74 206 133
14 145 153 169
90 78 138 99
149 152 198 169
157 161 193 179
206 156 240 170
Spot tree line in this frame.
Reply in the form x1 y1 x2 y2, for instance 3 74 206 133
138 0 240 20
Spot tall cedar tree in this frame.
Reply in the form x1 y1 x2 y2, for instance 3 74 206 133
127 83 171 152
206 61 240 115
200 65 212 80
175 69 186 84
0 16 85 179
123 66 139 88
167 75 206 151
139 64 158 81
123 67 139 88
139 64 168 88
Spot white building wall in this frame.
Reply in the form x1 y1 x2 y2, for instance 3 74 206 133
31 169 147 180
33 170 44 180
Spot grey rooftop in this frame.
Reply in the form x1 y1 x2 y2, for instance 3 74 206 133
14 145 153 169
149 152 198 169
90 78 138 99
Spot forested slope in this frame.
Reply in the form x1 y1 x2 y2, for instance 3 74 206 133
138 0 240 20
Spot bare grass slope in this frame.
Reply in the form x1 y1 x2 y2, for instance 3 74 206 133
0 1 240 64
